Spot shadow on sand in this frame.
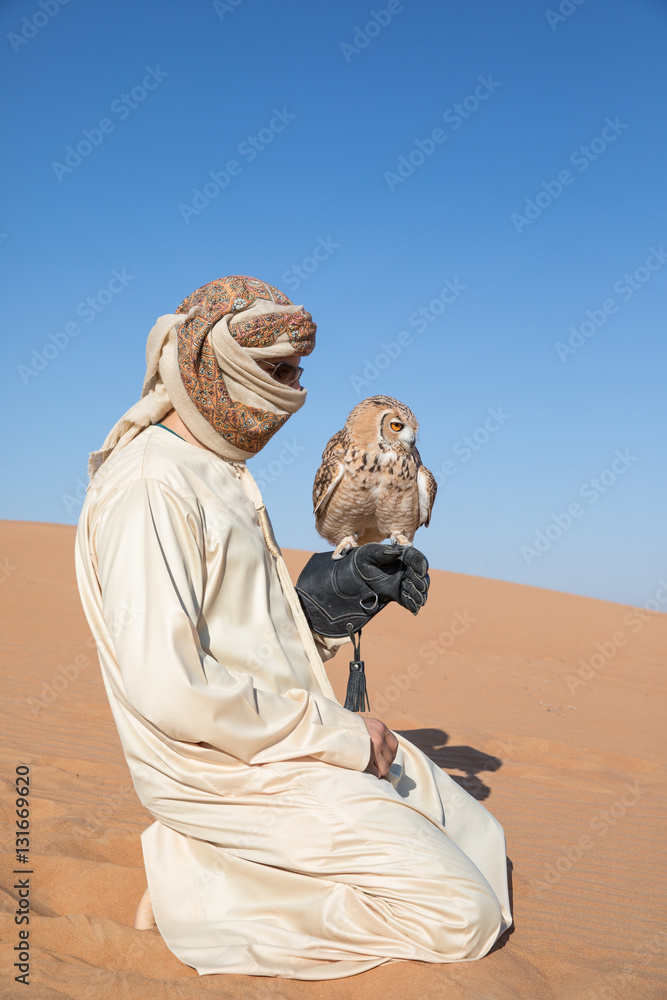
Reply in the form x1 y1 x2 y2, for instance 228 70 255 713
395 727 503 801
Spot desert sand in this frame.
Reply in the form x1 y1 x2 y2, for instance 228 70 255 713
1 519 665 1000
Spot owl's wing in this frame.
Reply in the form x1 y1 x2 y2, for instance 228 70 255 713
313 429 348 515
416 458 438 528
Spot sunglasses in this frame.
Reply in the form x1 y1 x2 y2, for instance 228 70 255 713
258 360 304 385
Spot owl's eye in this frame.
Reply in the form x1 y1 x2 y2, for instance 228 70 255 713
390 421 403 432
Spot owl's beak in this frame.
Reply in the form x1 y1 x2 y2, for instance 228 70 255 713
402 428 416 449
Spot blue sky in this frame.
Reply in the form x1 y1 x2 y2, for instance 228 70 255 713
1 0 665 608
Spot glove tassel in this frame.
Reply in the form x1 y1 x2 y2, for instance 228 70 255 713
343 626 370 713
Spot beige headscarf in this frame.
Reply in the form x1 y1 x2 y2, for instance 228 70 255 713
87 275 315 482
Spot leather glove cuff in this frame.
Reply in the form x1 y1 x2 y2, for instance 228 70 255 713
295 550 387 638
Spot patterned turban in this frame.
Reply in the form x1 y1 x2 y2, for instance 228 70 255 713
87 275 316 481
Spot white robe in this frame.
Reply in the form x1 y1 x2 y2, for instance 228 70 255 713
74 424 512 980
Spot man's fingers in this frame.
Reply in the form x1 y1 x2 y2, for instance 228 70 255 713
404 566 428 592
386 730 399 753
369 747 389 778
354 545 403 584
402 578 426 603
359 544 403 566
363 719 399 778
400 581 427 612
378 752 394 775
379 732 398 771
402 547 428 576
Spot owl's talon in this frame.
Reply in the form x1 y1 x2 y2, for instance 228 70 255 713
390 533 412 548
332 536 359 560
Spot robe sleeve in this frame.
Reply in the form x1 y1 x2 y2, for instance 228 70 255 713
312 632 351 663
93 477 371 772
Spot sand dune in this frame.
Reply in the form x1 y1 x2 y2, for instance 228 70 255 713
1 520 665 999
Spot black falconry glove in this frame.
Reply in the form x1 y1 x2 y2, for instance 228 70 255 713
296 543 430 639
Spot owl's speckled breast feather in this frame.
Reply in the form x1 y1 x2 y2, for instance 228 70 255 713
316 447 421 545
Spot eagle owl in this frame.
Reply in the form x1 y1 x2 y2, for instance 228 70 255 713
313 395 437 559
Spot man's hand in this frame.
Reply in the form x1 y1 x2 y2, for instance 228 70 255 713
295 542 430 637
362 717 399 778
353 544 430 615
